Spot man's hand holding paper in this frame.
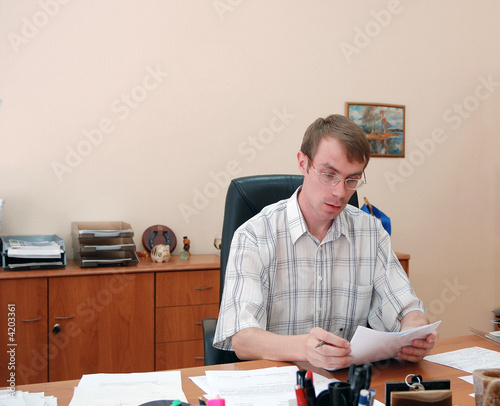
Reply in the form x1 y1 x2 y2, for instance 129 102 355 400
348 321 441 367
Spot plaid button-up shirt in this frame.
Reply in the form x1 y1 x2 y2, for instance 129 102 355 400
214 187 424 351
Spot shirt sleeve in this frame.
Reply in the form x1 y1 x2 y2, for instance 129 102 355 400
213 226 268 351
367 221 425 332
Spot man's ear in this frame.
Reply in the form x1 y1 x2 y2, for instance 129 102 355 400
297 151 309 175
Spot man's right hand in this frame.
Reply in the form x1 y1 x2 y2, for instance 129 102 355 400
306 327 353 370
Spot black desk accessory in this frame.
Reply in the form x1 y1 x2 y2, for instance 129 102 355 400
311 363 373 406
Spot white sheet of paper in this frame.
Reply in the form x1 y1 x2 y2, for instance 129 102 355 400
190 370 338 401
459 375 474 384
0 390 57 406
205 366 298 406
311 372 339 395
189 375 213 397
69 382 186 406
70 370 187 406
347 321 441 366
424 346 500 373
77 370 182 388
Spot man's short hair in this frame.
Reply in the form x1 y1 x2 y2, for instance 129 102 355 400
300 114 370 168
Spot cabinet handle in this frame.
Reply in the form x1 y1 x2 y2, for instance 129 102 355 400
194 321 202 325
21 318 42 322
194 286 213 290
194 356 204 360
55 315 75 320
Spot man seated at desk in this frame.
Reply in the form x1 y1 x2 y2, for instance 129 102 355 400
213 114 438 370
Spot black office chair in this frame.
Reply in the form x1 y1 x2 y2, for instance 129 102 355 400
202 174 359 365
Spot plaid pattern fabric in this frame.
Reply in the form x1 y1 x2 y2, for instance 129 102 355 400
214 187 424 351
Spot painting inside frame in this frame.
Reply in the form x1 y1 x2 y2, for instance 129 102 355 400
346 102 405 157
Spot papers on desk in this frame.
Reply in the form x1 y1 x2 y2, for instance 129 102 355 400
68 371 187 406
0 390 57 406
326 321 441 369
7 239 63 259
190 366 338 406
424 346 500 373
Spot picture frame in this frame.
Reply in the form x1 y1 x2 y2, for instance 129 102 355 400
345 102 405 158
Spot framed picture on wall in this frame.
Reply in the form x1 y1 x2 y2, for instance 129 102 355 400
345 102 405 158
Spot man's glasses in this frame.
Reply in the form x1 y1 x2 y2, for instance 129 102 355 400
307 157 366 190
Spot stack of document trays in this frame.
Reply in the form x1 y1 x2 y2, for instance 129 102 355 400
72 221 139 267
1 235 66 270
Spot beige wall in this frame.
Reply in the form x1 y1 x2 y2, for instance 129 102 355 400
1 1 499 338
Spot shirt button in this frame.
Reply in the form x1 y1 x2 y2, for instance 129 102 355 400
318 276 323 282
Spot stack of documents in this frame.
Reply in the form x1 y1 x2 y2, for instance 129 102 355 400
7 239 62 258
0 389 57 405
1 235 66 270
68 371 187 406
190 366 342 406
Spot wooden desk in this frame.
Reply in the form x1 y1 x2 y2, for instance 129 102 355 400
9 334 498 405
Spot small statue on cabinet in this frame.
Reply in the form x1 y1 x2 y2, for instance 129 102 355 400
150 244 171 263
180 236 190 260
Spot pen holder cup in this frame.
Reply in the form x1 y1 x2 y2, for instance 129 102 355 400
473 369 500 406
329 381 352 406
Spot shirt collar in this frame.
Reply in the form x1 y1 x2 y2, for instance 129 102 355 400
287 186 352 244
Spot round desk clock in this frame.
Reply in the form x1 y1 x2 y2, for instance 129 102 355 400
142 225 177 252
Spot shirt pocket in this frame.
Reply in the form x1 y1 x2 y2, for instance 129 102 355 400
334 282 373 339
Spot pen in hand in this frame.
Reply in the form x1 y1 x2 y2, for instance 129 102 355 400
315 328 344 348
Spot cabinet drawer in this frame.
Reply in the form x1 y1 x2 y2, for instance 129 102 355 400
156 340 205 370
156 304 219 342
156 270 219 307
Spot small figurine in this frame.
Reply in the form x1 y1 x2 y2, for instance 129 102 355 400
180 236 191 260
151 244 171 262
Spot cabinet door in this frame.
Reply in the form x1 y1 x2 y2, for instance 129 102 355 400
48 272 154 381
0 278 48 385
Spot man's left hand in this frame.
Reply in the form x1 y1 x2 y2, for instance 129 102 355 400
397 330 439 362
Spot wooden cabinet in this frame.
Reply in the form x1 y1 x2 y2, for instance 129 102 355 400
156 269 220 370
0 278 48 385
48 273 154 381
0 254 221 384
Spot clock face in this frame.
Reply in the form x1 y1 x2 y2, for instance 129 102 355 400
142 225 177 252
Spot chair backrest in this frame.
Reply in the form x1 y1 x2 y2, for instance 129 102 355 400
219 174 358 299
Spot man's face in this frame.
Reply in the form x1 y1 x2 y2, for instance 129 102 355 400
298 137 365 223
